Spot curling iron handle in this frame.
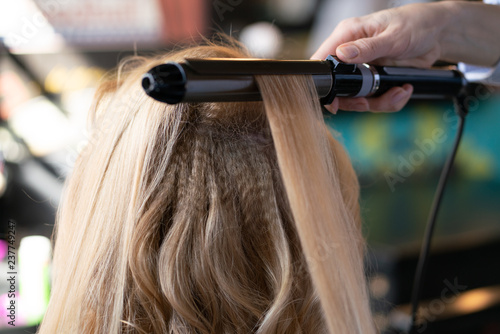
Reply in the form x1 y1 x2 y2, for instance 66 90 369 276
326 55 466 100
374 66 466 98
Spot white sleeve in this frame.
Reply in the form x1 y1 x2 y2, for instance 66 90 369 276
457 62 500 86
484 0 500 84
492 61 500 84
457 0 500 85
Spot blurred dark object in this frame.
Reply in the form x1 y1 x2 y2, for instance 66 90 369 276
369 233 500 333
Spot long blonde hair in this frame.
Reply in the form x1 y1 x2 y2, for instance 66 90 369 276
39 43 375 333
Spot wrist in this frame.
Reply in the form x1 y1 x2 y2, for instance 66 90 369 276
440 1 500 66
438 1 466 64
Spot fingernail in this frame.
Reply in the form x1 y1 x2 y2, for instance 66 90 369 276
392 89 408 104
325 105 337 114
338 45 359 59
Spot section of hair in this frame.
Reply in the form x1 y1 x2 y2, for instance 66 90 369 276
255 75 374 333
38 43 373 333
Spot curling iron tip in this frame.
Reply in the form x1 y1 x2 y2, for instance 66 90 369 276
142 63 187 104
141 73 155 94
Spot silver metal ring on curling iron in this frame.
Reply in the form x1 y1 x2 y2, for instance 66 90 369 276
365 64 380 96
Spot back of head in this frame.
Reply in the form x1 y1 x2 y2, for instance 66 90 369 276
39 42 374 334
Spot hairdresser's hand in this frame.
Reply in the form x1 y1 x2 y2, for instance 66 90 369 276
312 1 500 113
312 2 451 113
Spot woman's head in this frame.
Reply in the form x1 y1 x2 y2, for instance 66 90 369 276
39 42 373 334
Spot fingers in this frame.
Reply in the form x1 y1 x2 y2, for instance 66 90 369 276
332 84 413 112
336 32 396 64
323 98 339 114
312 29 394 64
311 9 400 63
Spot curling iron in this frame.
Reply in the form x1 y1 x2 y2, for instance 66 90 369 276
141 55 468 104
141 54 496 333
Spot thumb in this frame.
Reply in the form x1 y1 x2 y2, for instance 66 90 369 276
336 34 393 64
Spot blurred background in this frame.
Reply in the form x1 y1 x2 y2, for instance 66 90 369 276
0 0 499 333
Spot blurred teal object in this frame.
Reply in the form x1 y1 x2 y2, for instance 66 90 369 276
325 95 500 246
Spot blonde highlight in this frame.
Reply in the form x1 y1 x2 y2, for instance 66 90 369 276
39 43 374 333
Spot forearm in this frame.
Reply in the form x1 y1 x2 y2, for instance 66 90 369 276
440 1 500 66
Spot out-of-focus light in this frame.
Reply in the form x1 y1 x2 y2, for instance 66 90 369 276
0 156 6 197
268 0 317 25
19 235 51 326
239 22 283 59
453 287 500 314
369 273 391 299
9 96 73 156
0 0 64 53
0 127 28 163
0 240 7 260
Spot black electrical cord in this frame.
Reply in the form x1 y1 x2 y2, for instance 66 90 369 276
409 94 469 333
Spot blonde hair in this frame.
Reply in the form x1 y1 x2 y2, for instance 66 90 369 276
39 43 375 333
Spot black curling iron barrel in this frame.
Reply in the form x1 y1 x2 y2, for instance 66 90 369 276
142 55 467 104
